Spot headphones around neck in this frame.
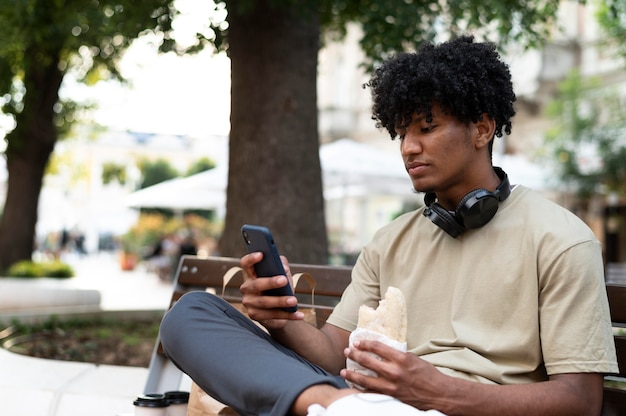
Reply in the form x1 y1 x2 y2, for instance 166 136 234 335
423 167 511 238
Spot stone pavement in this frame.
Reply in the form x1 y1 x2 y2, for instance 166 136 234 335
0 252 188 416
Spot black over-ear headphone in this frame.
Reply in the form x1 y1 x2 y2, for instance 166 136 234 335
423 167 511 238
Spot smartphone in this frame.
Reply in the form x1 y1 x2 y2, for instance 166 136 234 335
241 224 297 312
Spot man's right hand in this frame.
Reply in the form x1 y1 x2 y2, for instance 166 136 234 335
239 252 304 329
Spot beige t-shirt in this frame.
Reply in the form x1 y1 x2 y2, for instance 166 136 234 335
327 186 618 385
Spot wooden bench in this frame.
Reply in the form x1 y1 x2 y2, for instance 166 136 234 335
606 262 626 284
145 255 626 414
604 263 626 415
144 255 352 393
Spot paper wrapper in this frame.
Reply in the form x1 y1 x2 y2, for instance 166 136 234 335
345 327 407 390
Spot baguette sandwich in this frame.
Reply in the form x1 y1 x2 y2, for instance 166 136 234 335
356 286 407 342
346 286 408 388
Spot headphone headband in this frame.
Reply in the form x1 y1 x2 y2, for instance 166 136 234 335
490 167 510 202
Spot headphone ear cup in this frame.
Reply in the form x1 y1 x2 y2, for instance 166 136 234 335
455 189 499 229
424 202 465 238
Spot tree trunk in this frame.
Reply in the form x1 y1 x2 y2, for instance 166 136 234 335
0 48 62 271
218 0 328 264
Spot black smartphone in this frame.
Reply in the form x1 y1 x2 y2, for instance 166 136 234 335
241 224 297 312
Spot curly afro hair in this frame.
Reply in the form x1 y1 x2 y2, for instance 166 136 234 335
367 35 516 145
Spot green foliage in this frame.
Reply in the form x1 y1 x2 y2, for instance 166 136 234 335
0 0 180 147
137 158 179 189
96 327 114 339
326 0 559 69
6 261 40 278
207 0 567 71
542 69 626 198
101 162 127 185
185 157 216 177
596 0 626 62
6 260 75 279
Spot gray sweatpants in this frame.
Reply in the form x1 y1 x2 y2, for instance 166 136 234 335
159 292 348 416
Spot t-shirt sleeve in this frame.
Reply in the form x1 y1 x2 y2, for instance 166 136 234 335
326 243 382 332
539 239 618 375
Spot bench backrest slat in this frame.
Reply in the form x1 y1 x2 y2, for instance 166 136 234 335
172 255 352 302
607 283 626 325
606 263 626 284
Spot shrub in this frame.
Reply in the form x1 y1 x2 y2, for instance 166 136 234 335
43 261 74 278
7 261 41 278
6 260 74 279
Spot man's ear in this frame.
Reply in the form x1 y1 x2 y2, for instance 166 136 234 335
474 114 496 149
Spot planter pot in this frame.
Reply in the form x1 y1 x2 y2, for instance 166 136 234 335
119 252 138 271
0 278 101 312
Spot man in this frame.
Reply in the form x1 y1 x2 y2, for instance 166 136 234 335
160 36 617 415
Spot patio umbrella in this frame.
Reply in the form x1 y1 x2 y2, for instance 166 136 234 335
126 165 227 212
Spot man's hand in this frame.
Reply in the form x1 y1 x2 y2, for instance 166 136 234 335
341 339 444 411
240 252 304 329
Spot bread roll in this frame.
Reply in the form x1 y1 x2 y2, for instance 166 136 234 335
356 286 407 343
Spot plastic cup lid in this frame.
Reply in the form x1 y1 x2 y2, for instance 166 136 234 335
164 391 190 404
134 393 169 408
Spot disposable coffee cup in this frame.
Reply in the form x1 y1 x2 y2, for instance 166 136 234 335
133 393 169 416
164 391 189 416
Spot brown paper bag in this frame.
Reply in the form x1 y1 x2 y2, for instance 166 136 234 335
187 382 239 416
219 266 318 327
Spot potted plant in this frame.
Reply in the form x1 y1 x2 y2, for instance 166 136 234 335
119 232 141 271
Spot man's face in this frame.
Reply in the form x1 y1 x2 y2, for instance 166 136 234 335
397 103 480 208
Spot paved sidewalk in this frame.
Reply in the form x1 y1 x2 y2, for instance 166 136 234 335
0 348 150 416
59 251 174 312
0 252 185 416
